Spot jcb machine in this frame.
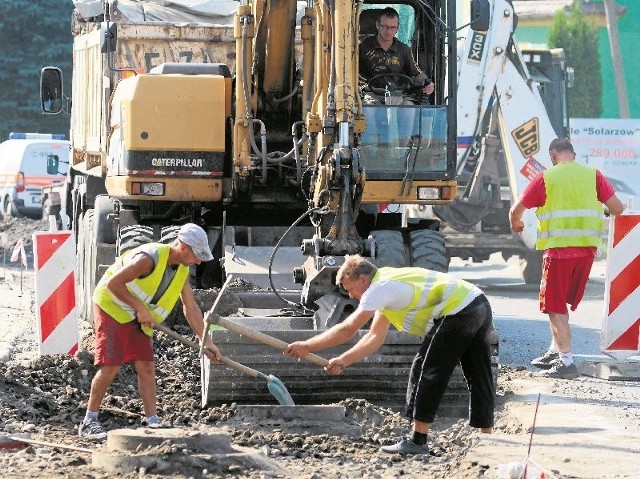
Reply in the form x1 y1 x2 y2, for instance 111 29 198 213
42 0 492 414
405 0 573 284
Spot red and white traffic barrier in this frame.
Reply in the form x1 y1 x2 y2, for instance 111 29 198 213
32 231 78 355
601 214 640 361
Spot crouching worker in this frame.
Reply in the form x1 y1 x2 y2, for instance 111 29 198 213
284 254 494 455
79 223 222 440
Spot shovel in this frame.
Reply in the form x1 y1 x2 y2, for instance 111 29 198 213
153 322 294 406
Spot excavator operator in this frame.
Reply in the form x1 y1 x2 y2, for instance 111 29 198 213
359 7 434 106
359 7 434 148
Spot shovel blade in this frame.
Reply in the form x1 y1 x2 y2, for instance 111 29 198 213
266 375 295 406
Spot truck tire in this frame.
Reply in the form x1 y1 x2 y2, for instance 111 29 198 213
94 195 116 244
160 224 202 291
161 224 222 289
159 225 180 244
371 230 406 267
409 229 449 272
77 209 97 324
76 211 87 322
519 250 543 285
117 225 154 255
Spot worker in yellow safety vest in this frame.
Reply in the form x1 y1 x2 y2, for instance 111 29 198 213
510 137 623 379
284 254 495 455
78 223 221 441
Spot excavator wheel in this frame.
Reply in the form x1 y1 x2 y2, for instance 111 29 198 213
117 225 154 255
370 230 405 267
409 229 449 272
519 250 543 285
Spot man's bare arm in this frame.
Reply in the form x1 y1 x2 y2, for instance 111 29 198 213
284 307 375 359
509 201 527 233
329 313 391 370
604 193 624 216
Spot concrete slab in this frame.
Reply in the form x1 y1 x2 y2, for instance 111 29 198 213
231 405 363 437
234 290 302 308
235 405 346 422
224 245 304 290
577 360 640 381
92 449 291 476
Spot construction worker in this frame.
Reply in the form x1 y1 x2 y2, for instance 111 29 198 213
509 137 624 379
284 254 494 455
78 223 221 440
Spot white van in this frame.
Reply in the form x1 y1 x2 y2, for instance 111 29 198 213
0 133 69 218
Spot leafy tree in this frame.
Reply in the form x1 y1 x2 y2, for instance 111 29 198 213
0 0 74 141
548 3 602 118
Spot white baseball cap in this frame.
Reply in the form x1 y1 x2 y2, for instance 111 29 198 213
177 223 214 262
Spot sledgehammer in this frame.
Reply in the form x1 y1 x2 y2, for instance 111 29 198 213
204 311 330 368
199 275 329 367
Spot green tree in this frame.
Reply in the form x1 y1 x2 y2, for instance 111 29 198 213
0 0 74 141
548 3 602 118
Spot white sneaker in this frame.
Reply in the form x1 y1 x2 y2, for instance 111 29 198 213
78 419 107 440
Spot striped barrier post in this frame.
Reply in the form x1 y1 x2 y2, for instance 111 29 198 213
32 231 78 355
600 214 640 361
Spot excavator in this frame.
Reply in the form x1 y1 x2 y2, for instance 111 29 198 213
39 0 511 414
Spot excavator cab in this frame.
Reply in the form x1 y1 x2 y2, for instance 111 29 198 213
357 2 455 195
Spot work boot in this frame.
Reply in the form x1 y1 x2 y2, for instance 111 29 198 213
78 419 107 441
530 351 559 369
536 361 579 379
380 437 429 455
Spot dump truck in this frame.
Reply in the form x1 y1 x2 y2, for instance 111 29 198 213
42 0 502 414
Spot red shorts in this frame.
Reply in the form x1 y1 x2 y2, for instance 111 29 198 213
539 255 594 314
93 304 154 366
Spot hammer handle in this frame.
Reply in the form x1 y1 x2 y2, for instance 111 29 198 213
209 314 329 367
153 323 260 378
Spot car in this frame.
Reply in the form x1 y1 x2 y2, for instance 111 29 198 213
0 133 69 219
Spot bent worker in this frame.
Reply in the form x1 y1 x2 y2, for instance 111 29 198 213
510 137 623 378
284 254 494 455
78 223 221 440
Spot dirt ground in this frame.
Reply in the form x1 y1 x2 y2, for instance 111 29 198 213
1 217 639 479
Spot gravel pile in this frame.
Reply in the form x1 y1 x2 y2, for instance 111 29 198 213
0 321 494 478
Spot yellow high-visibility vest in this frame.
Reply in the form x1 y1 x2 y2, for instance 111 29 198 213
373 267 478 336
93 244 189 336
536 163 604 249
